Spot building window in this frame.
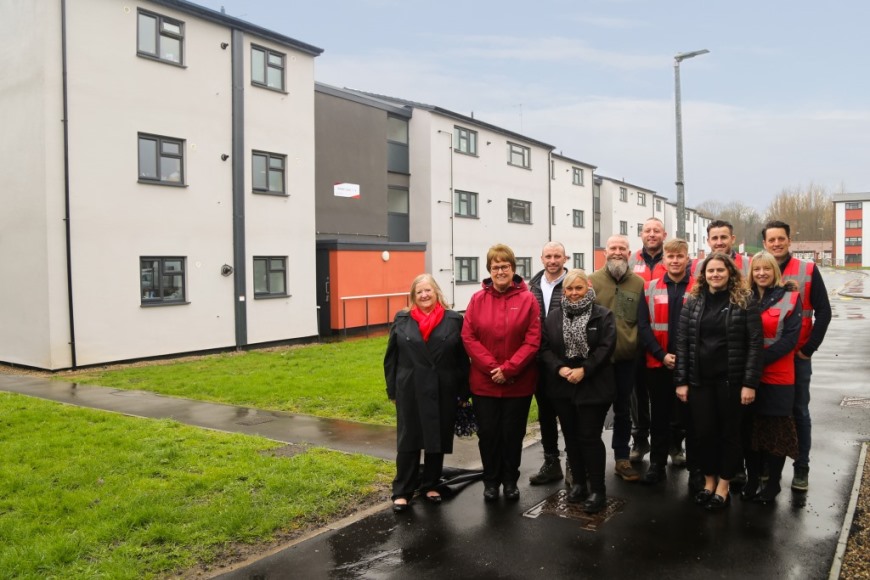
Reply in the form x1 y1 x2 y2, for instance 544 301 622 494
550 159 555 180
573 209 585 228
140 257 186 304
619 220 628 235
508 142 531 169
252 151 285 194
656 199 662 212
693 213 697 223
515 257 532 280
572 167 584 186
138 133 184 184
637 223 643 236
253 257 287 297
846 220 863 228
637 192 647 206
137 10 184 64
455 190 478 218
551 206 556 226
455 257 478 284
573 253 585 269
251 45 285 91
454 126 477 155
619 187 627 202
845 202 863 210
508 199 532 224
845 237 863 246
845 254 863 264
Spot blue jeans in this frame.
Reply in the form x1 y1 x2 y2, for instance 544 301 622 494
794 356 812 468
611 360 636 460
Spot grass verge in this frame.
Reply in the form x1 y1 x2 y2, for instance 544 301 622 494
0 392 392 578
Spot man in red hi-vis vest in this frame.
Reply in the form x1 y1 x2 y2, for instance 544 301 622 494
691 219 751 278
761 220 831 492
637 238 701 489
626 217 667 464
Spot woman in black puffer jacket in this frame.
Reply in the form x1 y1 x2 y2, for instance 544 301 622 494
674 252 763 511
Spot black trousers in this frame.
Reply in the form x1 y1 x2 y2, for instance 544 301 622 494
551 398 610 494
473 394 533 487
646 366 692 466
392 451 444 499
535 388 560 457
631 357 651 441
688 379 743 480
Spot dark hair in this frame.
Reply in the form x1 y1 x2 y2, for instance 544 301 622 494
706 219 734 235
690 251 751 308
761 220 791 240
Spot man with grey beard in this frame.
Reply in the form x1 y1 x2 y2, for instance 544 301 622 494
589 235 645 481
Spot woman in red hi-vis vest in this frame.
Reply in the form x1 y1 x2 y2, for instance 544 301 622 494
742 252 802 504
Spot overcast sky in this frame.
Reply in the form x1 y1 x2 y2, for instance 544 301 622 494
195 0 870 211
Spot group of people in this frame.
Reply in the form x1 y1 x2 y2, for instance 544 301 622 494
383 217 830 515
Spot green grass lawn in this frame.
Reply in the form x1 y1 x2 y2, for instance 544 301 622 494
0 392 392 579
59 338 540 426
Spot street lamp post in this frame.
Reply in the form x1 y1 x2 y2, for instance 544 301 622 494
674 49 709 241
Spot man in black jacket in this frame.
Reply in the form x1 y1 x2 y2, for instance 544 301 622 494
528 241 569 484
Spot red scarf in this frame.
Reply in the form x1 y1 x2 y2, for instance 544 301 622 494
409 303 445 342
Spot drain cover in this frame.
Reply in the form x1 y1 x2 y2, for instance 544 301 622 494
236 416 275 426
523 489 624 531
841 396 870 408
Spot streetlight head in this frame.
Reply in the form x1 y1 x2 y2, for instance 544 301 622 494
675 49 710 62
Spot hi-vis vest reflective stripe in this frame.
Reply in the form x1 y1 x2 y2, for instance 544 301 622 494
780 258 814 349
760 291 800 385
691 252 750 278
629 250 667 288
645 276 695 368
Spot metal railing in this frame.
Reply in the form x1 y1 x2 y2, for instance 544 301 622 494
340 292 409 336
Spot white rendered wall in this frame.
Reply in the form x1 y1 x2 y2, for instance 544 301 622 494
550 157 594 269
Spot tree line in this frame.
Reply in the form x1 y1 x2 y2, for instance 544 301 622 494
695 183 835 252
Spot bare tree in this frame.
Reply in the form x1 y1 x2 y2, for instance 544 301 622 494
695 200 763 249
764 183 834 241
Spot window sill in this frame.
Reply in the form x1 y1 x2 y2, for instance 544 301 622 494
454 214 480 220
138 179 188 188
136 53 187 68
453 150 479 158
140 301 190 307
254 293 291 300
251 82 289 95
252 190 289 197
455 281 479 286
507 220 533 225
507 163 532 171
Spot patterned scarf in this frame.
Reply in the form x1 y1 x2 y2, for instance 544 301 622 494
409 302 445 342
561 288 596 359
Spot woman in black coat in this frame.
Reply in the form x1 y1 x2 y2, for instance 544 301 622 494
384 274 469 513
675 252 763 511
539 269 616 514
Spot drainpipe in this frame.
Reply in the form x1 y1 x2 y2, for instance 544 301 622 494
231 29 247 348
436 130 455 305
60 0 77 369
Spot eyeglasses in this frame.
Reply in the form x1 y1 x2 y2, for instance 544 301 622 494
490 264 512 273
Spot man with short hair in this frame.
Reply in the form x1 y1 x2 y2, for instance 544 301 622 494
590 235 645 481
762 220 831 491
692 219 750 277
528 242 569 485
626 217 668 463
637 238 699 486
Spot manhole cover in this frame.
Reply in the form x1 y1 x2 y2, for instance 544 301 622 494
841 396 870 408
523 489 624 531
236 416 275 426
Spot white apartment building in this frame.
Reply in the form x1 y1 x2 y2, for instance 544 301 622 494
833 193 868 268
0 0 321 369
550 154 596 272
596 176 657 253
664 202 708 258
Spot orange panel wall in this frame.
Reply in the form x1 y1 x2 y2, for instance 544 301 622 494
329 250 425 330
845 209 862 220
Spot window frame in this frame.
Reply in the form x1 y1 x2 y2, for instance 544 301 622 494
846 219 863 228
455 190 479 218
515 257 532 280
454 126 478 155
573 253 585 269
455 257 479 284
619 187 627 202
253 256 288 298
140 257 187 306
845 254 863 264
845 202 863 210
507 142 531 169
572 209 585 228
251 45 286 92
845 237 863 246
572 167 584 186
138 133 185 186
619 220 628 235
637 192 647 206
507 198 532 224
137 9 184 66
252 150 286 195
656 199 662 212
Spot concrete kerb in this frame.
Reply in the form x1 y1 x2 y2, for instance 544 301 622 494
829 441 868 580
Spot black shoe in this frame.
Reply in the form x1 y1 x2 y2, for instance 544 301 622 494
740 479 761 501
705 493 731 511
694 489 714 505
529 455 564 485
424 492 442 504
503 485 520 501
583 492 607 514
566 483 589 503
392 499 410 513
732 470 747 486
483 486 499 502
753 481 782 504
641 464 666 485
688 470 706 494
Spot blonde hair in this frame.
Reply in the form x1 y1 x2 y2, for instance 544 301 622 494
407 273 451 311
749 251 784 289
690 252 751 309
663 238 688 255
563 268 589 288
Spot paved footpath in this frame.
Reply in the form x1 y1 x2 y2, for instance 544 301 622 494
1 268 868 579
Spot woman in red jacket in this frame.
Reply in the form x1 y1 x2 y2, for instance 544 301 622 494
742 251 801 504
462 244 541 502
